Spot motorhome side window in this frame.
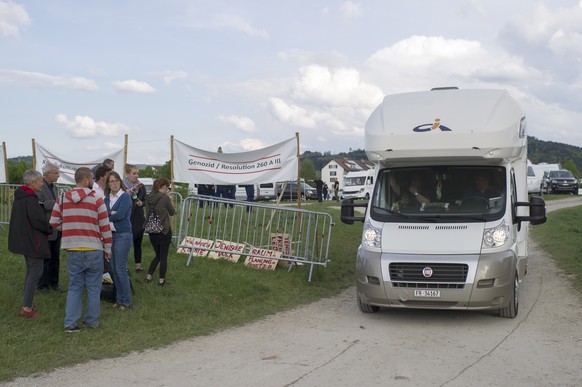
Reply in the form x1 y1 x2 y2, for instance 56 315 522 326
370 166 506 222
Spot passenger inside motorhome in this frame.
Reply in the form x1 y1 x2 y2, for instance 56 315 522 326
374 166 506 221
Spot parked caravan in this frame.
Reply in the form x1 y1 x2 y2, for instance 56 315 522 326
526 161 540 194
343 169 375 200
341 88 546 318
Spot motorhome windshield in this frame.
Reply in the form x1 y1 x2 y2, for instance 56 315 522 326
370 166 506 222
345 176 368 186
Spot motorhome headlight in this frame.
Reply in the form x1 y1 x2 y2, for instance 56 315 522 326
482 220 510 248
362 220 382 248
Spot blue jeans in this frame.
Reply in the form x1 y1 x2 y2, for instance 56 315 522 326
111 232 132 306
64 250 103 328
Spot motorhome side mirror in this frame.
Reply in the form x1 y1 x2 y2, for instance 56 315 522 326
528 196 547 225
341 199 355 224
340 199 366 224
514 196 547 225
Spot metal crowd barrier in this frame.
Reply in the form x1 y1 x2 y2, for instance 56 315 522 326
168 191 183 243
0 184 19 227
176 195 333 282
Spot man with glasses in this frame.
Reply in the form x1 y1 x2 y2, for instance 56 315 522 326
37 162 64 293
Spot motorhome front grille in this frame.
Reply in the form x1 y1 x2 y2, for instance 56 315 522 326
392 282 465 289
389 263 469 282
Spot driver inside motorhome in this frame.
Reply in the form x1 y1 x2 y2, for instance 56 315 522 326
377 166 505 220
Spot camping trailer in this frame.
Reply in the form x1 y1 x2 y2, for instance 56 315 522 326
341 88 546 318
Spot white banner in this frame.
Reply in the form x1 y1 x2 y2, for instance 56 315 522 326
0 143 6 183
173 137 298 184
35 142 125 185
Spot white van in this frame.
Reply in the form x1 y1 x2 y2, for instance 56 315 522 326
257 182 277 201
234 182 277 201
343 169 375 200
341 88 546 318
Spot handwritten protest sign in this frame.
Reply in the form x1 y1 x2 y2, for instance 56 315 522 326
177 237 213 257
207 240 245 263
270 233 292 254
244 248 282 271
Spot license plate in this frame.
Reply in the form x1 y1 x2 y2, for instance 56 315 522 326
414 290 441 298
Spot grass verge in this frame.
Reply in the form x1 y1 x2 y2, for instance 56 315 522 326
530 205 582 293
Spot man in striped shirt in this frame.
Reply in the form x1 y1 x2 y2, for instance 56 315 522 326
50 167 112 333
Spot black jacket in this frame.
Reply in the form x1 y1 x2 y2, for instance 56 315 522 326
8 186 51 258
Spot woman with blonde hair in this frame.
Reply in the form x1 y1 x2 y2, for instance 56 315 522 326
123 164 146 273
145 177 175 286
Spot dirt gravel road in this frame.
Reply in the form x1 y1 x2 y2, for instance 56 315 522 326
5 197 582 387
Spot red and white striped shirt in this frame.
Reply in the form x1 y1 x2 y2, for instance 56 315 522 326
50 188 112 253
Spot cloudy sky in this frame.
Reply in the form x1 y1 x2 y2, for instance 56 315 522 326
1 0 582 164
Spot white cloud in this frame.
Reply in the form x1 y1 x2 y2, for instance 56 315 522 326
269 97 317 128
0 69 98 91
277 49 349 67
0 0 31 38
340 1 363 18
194 13 269 39
84 141 124 151
368 35 485 69
218 138 267 153
56 114 129 138
366 35 542 91
161 70 188 85
113 80 156 93
548 29 582 57
293 65 383 108
519 93 582 145
239 138 266 151
263 65 383 139
235 21 269 39
217 114 258 133
500 2 582 78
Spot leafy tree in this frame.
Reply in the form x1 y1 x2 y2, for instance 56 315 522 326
300 158 316 181
139 165 157 178
157 161 172 179
7 159 32 184
563 159 580 178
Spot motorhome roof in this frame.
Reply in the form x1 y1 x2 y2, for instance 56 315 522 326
365 88 526 164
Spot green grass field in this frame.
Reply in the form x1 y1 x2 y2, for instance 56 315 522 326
0 198 580 382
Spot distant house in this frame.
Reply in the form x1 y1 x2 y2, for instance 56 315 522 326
320 158 374 192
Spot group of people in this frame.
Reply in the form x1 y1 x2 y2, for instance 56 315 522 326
312 179 340 202
8 160 175 332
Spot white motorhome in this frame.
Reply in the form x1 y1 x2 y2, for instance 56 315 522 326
342 169 375 200
341 88 546 318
